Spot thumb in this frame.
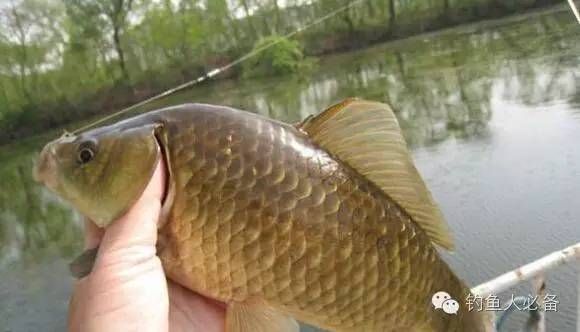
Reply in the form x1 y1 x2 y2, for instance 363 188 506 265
94 159 166 270
73 160 170 332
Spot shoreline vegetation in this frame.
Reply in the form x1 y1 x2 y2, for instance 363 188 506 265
0 0 562 144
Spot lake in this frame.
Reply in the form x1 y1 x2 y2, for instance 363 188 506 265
1 7 579 331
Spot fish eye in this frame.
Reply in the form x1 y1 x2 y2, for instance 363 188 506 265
77 141 97 165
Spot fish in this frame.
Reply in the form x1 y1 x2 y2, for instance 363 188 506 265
34 98 492 332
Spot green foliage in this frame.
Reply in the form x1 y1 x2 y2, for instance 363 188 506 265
0 0 562 143
243 36 309 78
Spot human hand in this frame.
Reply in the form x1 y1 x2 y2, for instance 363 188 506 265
67 161 225 332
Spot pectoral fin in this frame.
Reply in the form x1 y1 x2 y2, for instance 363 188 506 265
69 246 99 279
226 302 299 332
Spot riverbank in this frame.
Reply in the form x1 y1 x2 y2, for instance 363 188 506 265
0 1 565 145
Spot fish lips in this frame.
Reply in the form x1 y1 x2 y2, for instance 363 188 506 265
34 140 63 189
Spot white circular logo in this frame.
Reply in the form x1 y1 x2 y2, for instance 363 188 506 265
442 299 460 315
431 291 451 309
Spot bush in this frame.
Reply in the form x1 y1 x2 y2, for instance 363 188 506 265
242 36 310 78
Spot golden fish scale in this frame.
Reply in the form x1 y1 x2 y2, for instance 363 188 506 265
156 107 482 331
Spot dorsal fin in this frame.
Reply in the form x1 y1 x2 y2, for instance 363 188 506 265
296 98 454 250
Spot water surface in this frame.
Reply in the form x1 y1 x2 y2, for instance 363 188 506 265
1 8 579 331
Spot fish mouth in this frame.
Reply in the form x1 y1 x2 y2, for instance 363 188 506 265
34 142 57 186
34 133 76 186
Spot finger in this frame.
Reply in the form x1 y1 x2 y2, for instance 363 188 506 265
68 281 86 332
84 217 104 250
98 159 166 254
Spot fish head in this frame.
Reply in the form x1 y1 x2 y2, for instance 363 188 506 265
34 123 161 227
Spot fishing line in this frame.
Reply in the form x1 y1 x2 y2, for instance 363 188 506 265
72 0 366 134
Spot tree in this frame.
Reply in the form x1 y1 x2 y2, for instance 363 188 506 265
63 0 134 82
388 0 397 30
238 0 260 39
1 0 34 103
0 0 64 106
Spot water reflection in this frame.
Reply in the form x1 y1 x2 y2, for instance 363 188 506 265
159 9 577 149
0 155 83 269
0 8 578 331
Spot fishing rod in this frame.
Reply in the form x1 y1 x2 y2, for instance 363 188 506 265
72 0 366 134
567 0 580 24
